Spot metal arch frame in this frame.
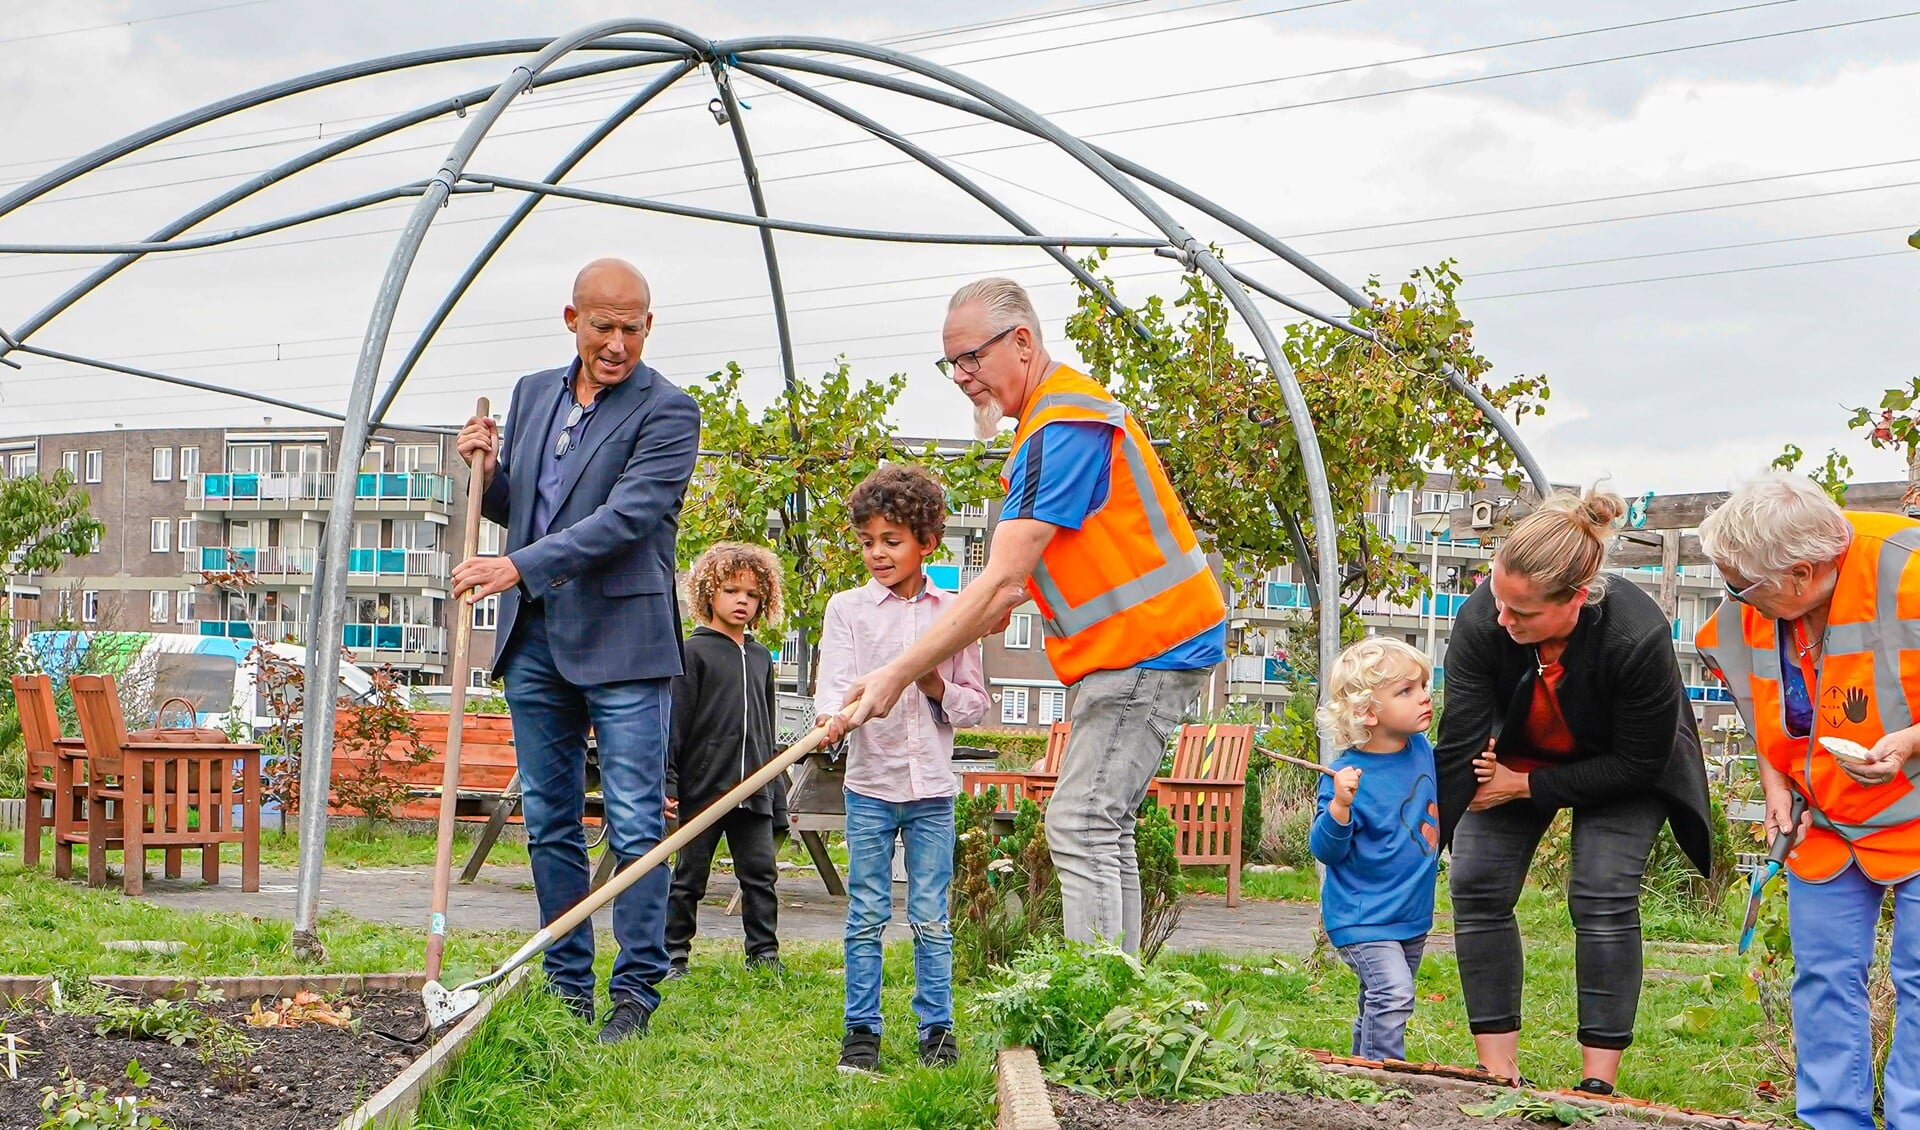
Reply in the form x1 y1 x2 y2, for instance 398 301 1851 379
0 21 1554 948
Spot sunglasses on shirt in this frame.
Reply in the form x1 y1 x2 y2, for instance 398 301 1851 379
555 403 585 458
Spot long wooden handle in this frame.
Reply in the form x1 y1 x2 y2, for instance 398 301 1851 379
426 396 491 981
1255 744 1337 777
539 705 852 943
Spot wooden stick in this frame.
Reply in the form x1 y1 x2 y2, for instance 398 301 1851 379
426 396 489 983
1255 744 1337 777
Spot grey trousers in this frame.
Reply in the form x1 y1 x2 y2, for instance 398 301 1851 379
1046 665 1208 952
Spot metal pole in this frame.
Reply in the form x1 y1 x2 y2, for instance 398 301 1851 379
1426 534 1439 661
293 18 720 959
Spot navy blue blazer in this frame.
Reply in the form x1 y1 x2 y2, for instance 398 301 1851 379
481 358 700 686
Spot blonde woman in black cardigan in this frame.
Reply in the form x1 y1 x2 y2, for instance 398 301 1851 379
1435 489 1712 1097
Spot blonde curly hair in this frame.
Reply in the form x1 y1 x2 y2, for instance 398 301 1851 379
685 542 784 630
1315 637 1433 749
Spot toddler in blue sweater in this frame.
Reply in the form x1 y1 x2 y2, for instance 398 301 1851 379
1309 637 1439 1063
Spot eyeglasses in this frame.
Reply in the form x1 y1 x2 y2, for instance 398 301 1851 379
1723 575 1771 604
554 402 586 458
935 327 1014 378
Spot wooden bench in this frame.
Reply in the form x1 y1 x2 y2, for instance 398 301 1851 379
958 722 1073 809
1152 723 1253 907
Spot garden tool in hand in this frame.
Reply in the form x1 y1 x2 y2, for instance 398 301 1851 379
422 695 860 1028
1254 744 1336 777
425 397 489 984
1738 792 1807 955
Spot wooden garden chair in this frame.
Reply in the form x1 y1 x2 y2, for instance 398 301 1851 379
1152 723 1254 907
12 673 88 878
959 721 1073 809
70 674 263 896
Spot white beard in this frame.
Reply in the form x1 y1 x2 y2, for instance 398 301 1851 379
972 396 1005 442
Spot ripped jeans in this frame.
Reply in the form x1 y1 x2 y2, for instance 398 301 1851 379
843 788 955 1037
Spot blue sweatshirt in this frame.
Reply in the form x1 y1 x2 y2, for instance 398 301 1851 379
1308 734 1439 948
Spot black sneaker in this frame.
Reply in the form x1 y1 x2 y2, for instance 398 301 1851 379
745 954 786 975
837 1026 881 1074
663 960 689 982
1575 1078 1616 1097
596 998 652 1045
919 1026 958 1067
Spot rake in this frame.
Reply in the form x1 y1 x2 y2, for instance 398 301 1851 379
422 699 853 1028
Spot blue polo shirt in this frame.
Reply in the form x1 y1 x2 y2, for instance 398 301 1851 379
529 361 600 539
1001 421 1225 671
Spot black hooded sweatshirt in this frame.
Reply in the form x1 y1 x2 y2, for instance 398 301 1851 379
667 625 780 817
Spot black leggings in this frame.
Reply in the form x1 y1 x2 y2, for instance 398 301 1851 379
1448 794 1666 1050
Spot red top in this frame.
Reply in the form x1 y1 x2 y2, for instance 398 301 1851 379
1503 659 1579 773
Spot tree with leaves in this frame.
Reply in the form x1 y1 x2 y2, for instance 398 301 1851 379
1065 253 1549 609
0 470 105 579
679 360 1003 687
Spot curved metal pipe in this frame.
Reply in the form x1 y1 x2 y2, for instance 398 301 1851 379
0 37 691 220
369 59 700 426
0 51 679 366
293 16 721 952
725 38 1344 738
733 60 1149 342
459 173 1170 247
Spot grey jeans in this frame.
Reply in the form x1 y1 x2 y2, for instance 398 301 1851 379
1046 665 1209 952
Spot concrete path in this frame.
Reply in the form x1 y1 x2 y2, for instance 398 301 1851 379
138 861 1351 956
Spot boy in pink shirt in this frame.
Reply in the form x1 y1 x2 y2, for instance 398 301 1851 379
815 464 988 1073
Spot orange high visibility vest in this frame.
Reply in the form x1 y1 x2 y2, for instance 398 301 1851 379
1696 510 1920 882
1000 365 1226 685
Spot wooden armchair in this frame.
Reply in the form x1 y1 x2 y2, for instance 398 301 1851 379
1152 723 1254 907
12 673 87 877
70 674 262 896
959 721 1073 809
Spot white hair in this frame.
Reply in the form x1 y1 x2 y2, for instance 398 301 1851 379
1696 471 1853 582
1315 637 1432 750
948 277 1044 346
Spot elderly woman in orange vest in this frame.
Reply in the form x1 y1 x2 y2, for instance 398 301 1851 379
1696 472 1920 1130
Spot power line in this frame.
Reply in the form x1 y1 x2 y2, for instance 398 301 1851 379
0 0 281 47
1465 248 1913 301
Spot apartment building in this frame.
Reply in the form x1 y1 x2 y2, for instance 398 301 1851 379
1 426 490 684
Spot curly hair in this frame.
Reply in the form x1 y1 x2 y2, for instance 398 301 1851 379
848 463 947 544
1315 637 1432 750
685 542 784 630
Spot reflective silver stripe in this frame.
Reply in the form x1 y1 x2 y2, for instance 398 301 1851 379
1699 608 1760 727
1812 768 1920 836
1017 388 1209 640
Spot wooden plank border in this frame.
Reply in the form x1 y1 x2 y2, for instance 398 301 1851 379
334 965 530 1130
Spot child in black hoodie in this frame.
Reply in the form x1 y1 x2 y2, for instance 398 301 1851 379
665 542 786 978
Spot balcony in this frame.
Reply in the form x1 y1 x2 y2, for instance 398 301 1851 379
195 620 447 667
188 471 451 512
192 545 450 586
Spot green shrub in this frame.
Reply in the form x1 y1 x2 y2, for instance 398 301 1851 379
955 729 1047 767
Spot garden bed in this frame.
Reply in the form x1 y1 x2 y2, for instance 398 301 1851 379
1050 1074 1775 1130
0 987 430 1129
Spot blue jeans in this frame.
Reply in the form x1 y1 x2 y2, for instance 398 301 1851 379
843 789 955 1038
1786 864 1920 1130
503 608 672 1011
1337 936 1426 1062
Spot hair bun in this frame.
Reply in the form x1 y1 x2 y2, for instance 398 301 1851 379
1578 489 1625 532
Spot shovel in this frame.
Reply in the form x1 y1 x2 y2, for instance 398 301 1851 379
425 397 489 984
422 698 856 1028
1738 793 1806 955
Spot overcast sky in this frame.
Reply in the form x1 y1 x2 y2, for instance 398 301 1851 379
1 0 1916 495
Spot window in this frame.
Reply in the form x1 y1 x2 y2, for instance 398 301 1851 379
1000 687 1029 726
1039 687 1067 725
477 521 505 556
470 667 493 691
280 445 322 474
150 519 171 553
6 452 35 478
1004 613 1033 649
176 590 195 624
226 444 268 474
58 590 74 621
471 595 498 630
150 591 170 624
89 529 102 554
61 451 79 478
395 444 440 472
152 446 172 481
179 446 199 478
84 450 103 483
81 591 99 624
177 519 196 551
